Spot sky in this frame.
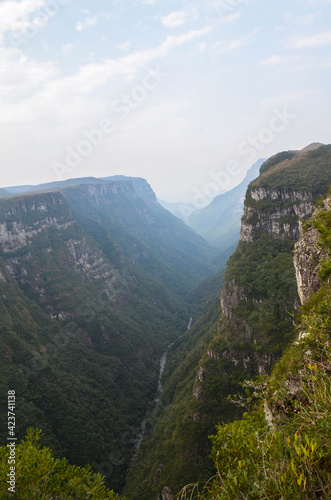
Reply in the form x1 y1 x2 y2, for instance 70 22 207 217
1 0 331 205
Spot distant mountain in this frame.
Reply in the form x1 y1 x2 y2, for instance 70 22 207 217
61 180 218 297
4 175 159 205
102 175 157 205
187 159 265 250
3 177 107 195
3 175 218 295
3 184 32 194
157 199 197 224
0 188 8 197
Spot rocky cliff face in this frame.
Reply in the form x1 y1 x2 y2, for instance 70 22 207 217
294 197 331 304
0 191 123 322
63 180 138 206
195 145 331 413
117 146 331 500
0 193 72 253
102 175 158 205
240 187 315 242
0 181 196 492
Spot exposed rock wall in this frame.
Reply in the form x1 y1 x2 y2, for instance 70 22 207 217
240 188 316 242
0 191 123 321
200 166 322 392
0 193 72 253
294 198 331 304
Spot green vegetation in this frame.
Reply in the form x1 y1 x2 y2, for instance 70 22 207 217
225 237 296 301
126 147 331 498
0 429 126 499
124 298 229 500
62 182 218 298
0 183 208 492
176 198 331 499
125 228 298 498
1 158 331 499
259 150 296 175
252 145 331 194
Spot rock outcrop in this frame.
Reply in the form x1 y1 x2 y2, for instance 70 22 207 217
294 198 331 304
157 486 173 500
201 146 331 393
240 187 315 242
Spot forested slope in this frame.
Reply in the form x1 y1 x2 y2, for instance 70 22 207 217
125 144 331 499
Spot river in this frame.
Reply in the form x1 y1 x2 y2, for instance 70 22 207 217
129 315 193 463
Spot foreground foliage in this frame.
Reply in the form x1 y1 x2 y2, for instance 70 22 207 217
0 429 126 499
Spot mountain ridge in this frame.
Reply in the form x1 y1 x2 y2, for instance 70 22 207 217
0 178 215 492
187 159 265 250
124 144 331 499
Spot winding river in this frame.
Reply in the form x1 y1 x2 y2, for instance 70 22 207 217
129 315 193 463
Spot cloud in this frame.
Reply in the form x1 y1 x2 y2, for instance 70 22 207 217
63 25 213 91
0 46 58 102
76 16 98 32
212 28 259 54
0 0 46 43
260 90 309 107
116 41 131 52
0 25 214 126
62 43 78 55
161 8 198 29
284 11 322 26
218 11 241 24
212 37 246 53
289 30 331 49
284 58 331 72
259 54 299 66
197 42 207 53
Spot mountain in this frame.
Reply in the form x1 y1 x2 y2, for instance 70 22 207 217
2 185 32 195
0 177 219 493
2 177 218 296
187 158 265 250
3 177 107 195
124 144 331 499
3 177 331 500
102 176 157 205
61 179 218 297
2 145 331 499
0 188 8 197
157 199 196 224
176 193 331 499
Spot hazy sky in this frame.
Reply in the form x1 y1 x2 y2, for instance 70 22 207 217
1 0 331 203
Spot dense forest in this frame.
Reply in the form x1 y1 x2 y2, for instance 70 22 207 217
1 145 331 499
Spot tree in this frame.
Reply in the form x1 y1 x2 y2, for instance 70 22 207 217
0 429 126 499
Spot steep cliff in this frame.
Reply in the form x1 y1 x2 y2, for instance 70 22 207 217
176 194 331 500
293 197 331 304
61 180 218 297
0 180 216 492
1 176 217 297
188 159 264 251
194 146 331 421
124 144 331 499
